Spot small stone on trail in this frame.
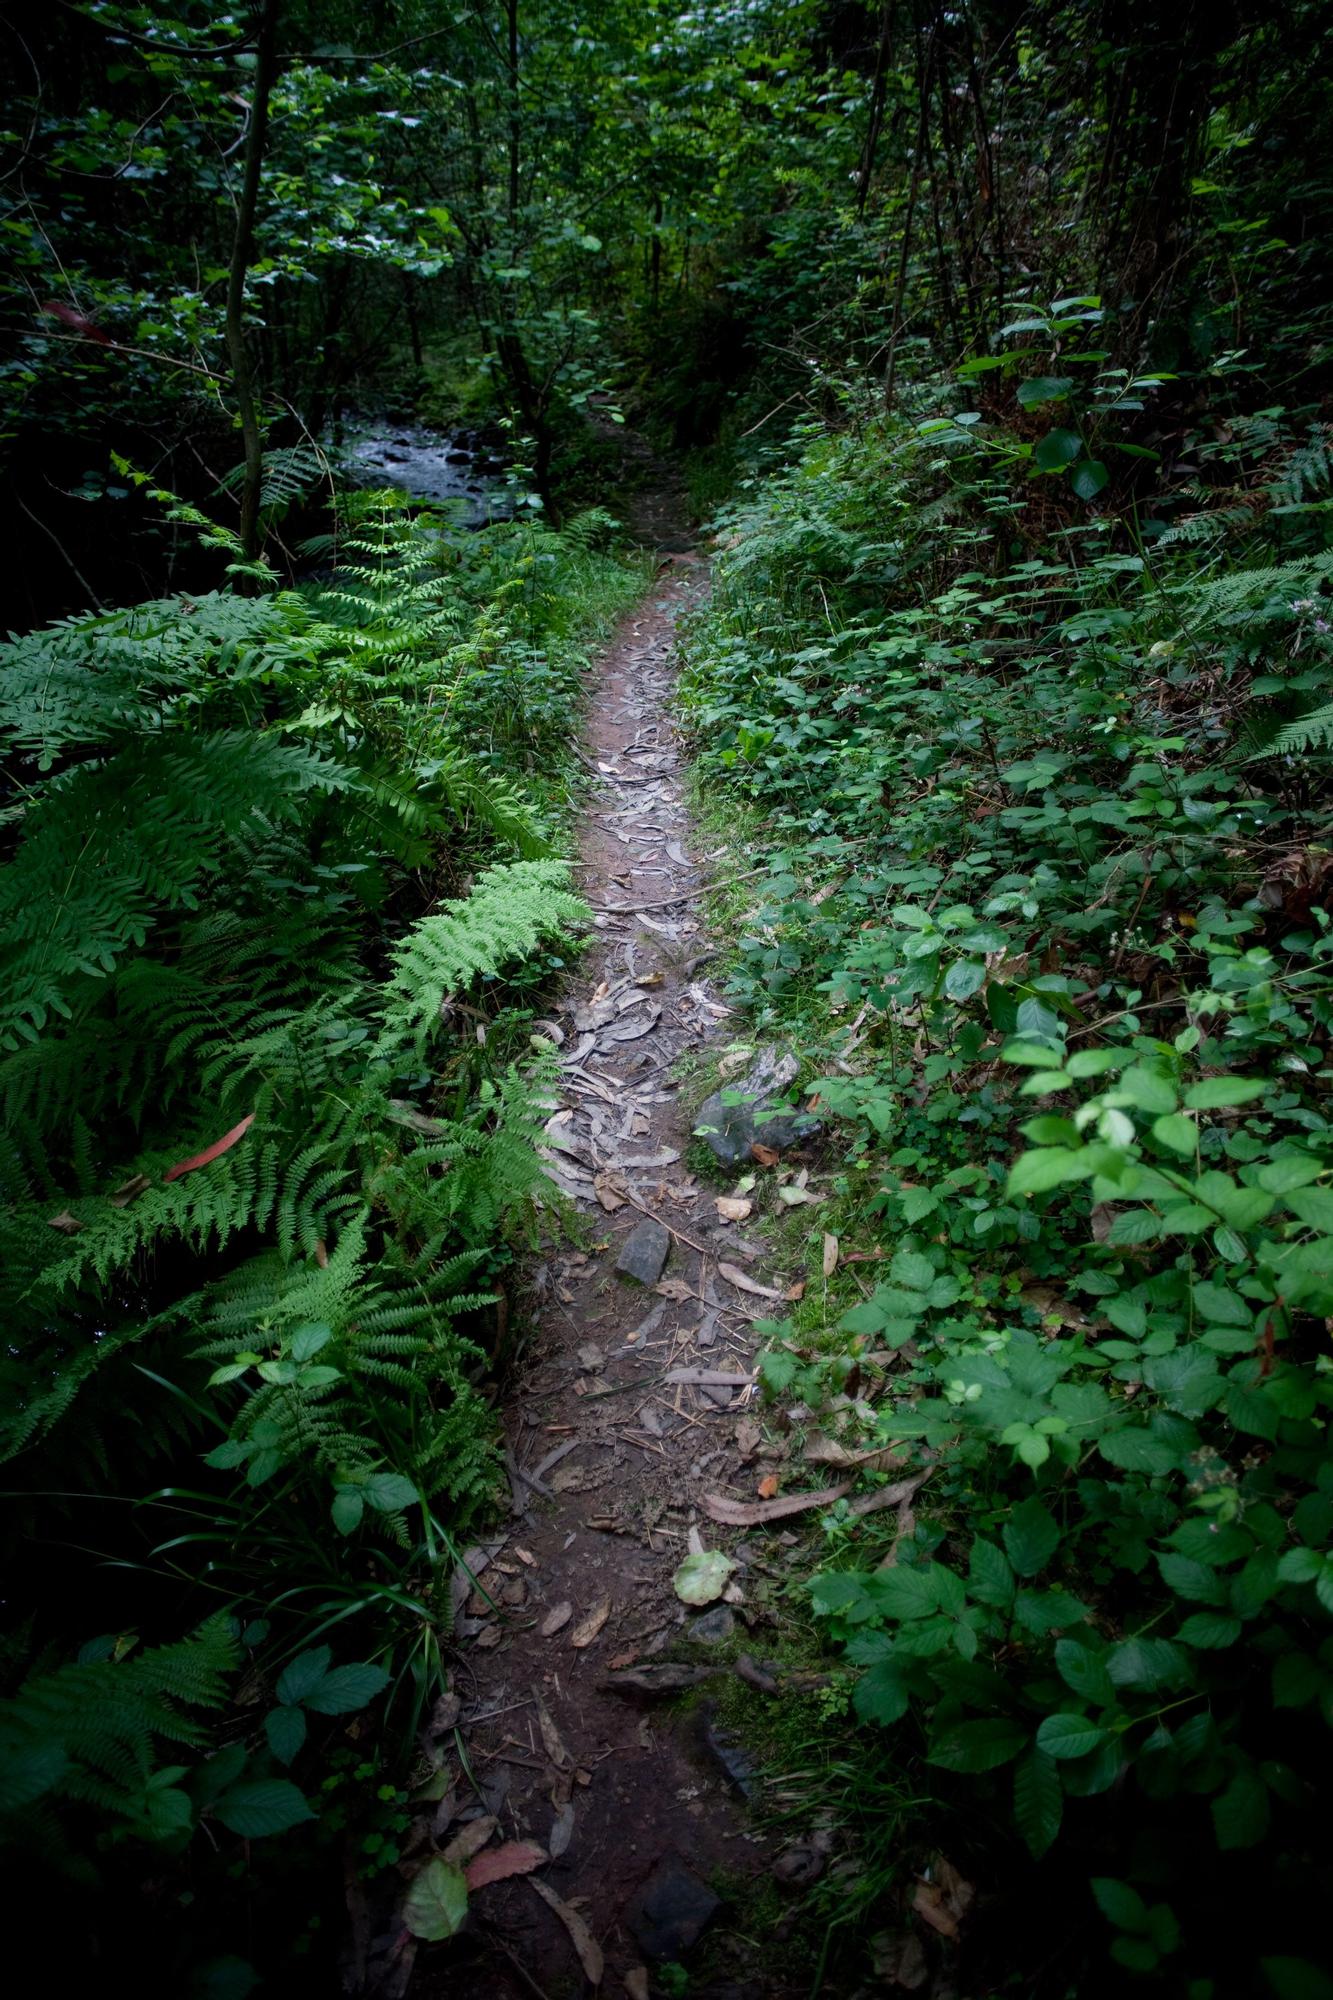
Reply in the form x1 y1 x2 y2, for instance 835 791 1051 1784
687 1605 735 1645
615 1216 671 1286
625 1858 720 1961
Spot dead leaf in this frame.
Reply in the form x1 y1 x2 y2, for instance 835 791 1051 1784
465 1840 547 1891
531 1684 571 1769
594 1175 626 1212
634 971 665 988
603 1662 714 1696
872 1929 930 1989
654 1276 695 1302
541 1601 573 1637
804 1435 910 1474
718 1262 783 1300
162 1110 255 1183
785 1280 806 1301
549 1803 576 1858
735 1419 761 1461
625 1970 651 2000
441 1815 497 1867
570 1598 612 1648
47 1209 84 1234
847 1471 932 1519
529 1878 605 1986
700 1480 852 1527
776 1183 821 1206
822 1233 839 1277
757 1474 779 1499
109 1173 152 1208
750 1141 780 1167
715 1195 753 1223
912 1855 974 1940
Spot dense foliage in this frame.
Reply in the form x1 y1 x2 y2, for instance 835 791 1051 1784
0 492 639 1985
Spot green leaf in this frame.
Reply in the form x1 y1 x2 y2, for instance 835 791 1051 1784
264 1705 307 1764
1014 1746 1062 1857
890 1250 936 1291
1105 1637 1190 1691
1034 428 1083 472
1152 1113 1197 1156
928 1717 1027 1772
1003 1496 1060 1578
1007 1147 1093 1196
1036 1713 1107 1760
968 1539 1016 1608
1055 1639 1115 1704
290 1322 333 1362
364 1472 417 1513
213 1779 315 1839
853 1662 910 1725
1176 1612 1242 1648
332 1488 364 1534
944 957 986 1001
402 1858 469 1941
1070 458 1109 500
1183 1077 1266 1109
276 1647 332 1706
1261 1958 1333 2000
1092 1877 1149 1932
1017 375 1074 407
1283 1185 1333 1233
1212 1765 1270 1849
1276 1547 1325 1585
673 1549 737 1605
303 1663 390 1716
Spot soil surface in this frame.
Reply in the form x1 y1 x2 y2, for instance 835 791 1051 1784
402 534 810 1999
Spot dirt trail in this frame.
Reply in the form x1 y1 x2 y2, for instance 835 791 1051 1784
408 535 805 1997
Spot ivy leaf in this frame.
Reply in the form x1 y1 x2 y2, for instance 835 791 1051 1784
402 1858 469 1941
1013 1747 1062 1857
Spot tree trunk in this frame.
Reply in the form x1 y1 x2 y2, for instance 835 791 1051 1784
225 0 281 562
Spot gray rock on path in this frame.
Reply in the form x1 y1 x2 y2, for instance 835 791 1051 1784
694 1048 822 1167
686 1605 736 1645
615 1215 671 1286
625 1858 721 1961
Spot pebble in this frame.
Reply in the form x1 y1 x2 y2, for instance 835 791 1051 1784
615 1216 671 1286
687 1606 735 1646
625 1859 720 1960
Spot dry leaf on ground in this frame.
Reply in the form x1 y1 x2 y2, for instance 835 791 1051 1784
757 1473 779 1499
715 1195 752 1222
699 1480 852 1527
465 1840 547 1890
541 1601 573 1637
718 1262 783 1300
570 1598 612 1648
822 1233 839 1276
530 1878 605 1986
441 1815 497 1867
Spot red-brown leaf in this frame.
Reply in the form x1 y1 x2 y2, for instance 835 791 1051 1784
465 1840 547 1891
163 1112 256 1183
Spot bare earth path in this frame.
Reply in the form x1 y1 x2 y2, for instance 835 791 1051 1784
405 544 804 1999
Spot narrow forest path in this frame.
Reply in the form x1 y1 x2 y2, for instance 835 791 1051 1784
407 526 806 1999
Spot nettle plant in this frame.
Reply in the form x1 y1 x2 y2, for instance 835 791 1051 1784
812 1001 1333 1984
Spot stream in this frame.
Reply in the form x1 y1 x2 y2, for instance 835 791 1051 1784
339 418 507 524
